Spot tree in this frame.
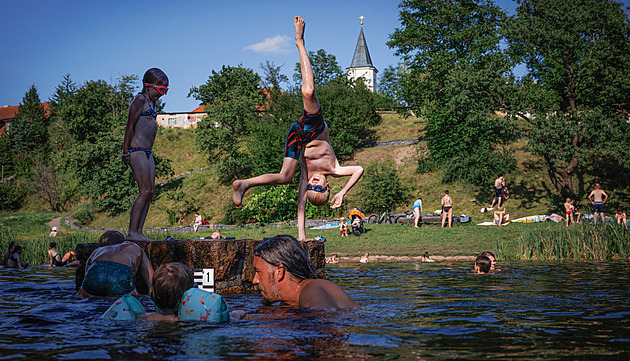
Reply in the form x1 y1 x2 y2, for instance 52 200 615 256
65 80 117 143
293 49 344 87
10 85 49 155
377 64 407 108
504 0 630 195
387 0 516 184
190 65 263 184
359 160 410 213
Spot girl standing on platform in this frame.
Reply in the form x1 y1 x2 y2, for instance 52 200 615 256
122 68 169 241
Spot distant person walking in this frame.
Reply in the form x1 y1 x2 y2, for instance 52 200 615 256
441 190 453 228
121 68 169 241
490 175 506 208
588 183 609 225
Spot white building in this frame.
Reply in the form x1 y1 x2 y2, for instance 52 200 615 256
156 105 207 129
346 17 378 91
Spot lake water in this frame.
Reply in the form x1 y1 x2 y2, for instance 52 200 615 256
1 261 629 360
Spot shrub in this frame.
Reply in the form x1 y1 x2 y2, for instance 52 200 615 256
359 160 410 213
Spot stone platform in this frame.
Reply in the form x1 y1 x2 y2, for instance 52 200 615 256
75 238 326 294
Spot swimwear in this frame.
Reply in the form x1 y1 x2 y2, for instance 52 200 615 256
495 188 504 197
128 146 152 159
566 211 572 215
9 253 18 262
101 288 230 323
593 202 604 213
82 260 135 297
51 250 63 267
139 93 158 117
284 109 326 160
494 218 501 225
442 206 452 213
178 288 230 322
412 200 422 211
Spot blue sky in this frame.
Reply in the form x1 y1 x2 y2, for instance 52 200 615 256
1 0 627 113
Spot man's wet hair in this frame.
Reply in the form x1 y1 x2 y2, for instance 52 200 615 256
98 230 126 246
254 235 319 280
480 251 495 260
476 255 492 273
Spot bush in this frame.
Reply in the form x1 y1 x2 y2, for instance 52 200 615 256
0 180 27 211
73 203 95 224
442 148 516 188
359 160 410 213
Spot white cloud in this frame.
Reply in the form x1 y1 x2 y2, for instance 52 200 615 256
243 35 291 54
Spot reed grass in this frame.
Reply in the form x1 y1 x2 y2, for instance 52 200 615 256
518 223 630 261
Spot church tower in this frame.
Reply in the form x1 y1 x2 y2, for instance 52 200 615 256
346 15 378 91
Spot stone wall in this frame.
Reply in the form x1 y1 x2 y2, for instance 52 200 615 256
75 238 326 294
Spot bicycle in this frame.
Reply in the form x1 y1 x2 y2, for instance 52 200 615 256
367 209 395 224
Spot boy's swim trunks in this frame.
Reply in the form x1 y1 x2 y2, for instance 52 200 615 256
82 260 135 296
284 109 326 160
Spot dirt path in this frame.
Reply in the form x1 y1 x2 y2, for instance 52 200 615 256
46 217 66 232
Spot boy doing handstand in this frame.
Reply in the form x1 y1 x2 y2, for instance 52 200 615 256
232 16 363 241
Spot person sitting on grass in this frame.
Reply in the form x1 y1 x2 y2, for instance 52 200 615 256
2 242 16 267
474 255 492 274
61 249 80 267
493 209 510 227
571 199 581 223
615 207 628 229
231 16 364 242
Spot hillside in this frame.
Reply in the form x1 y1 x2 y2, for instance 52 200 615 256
73 112 627 229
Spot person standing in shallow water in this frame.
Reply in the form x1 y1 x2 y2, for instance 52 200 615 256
122 68 169 241
231 16 364 242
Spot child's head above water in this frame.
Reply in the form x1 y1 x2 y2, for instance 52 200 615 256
306 173 330 206
475 255 492 274
151 262 195 314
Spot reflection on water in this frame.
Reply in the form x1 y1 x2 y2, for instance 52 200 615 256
1 261 629 360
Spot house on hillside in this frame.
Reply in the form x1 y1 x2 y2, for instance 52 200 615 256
0 103 50 135
156 105 207 129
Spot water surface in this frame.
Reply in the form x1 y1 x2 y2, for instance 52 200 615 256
1 261 629 360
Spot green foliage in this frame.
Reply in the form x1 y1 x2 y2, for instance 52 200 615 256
416 153 440 175
0 180 27 211
388 0 516 167
503 0 630 193
10 85 49 155
293 49 344 87
359 160 410 213
225 184 342 225
191 65 262 184
442 148 517 188
73 203 95 224
377 64 407 108
519 223 630 260
159 190 197 226
64 127 173 215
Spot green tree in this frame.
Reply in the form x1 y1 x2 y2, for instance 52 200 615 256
64 127 173 215
387 0 516 184
293 49 344 87
10 85 49 155
359 160 410 213
190 65 263 184
504 0 630 195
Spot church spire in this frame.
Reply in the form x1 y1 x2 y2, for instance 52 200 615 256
346 15 378 91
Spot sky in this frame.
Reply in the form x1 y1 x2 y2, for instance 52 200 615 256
1 0 628 113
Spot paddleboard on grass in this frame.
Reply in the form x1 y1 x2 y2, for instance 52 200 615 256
511 215 548 223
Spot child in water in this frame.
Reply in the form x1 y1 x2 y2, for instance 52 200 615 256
122 68 169 241
231 16 364 242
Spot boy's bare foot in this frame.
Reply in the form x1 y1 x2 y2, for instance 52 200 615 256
294 16 305 42
126 232 154 242
232 180 245 209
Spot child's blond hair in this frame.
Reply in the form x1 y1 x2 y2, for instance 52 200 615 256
307 188 330 206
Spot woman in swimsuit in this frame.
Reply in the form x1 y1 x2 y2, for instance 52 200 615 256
6 245 28 269
441 190 453 228
122 68 169 241
47 242 64 267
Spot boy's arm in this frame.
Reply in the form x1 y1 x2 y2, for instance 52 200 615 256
297 162 309 241
138 250 154 295
588 191 594 203
603 191 609 203
330 165 364 209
